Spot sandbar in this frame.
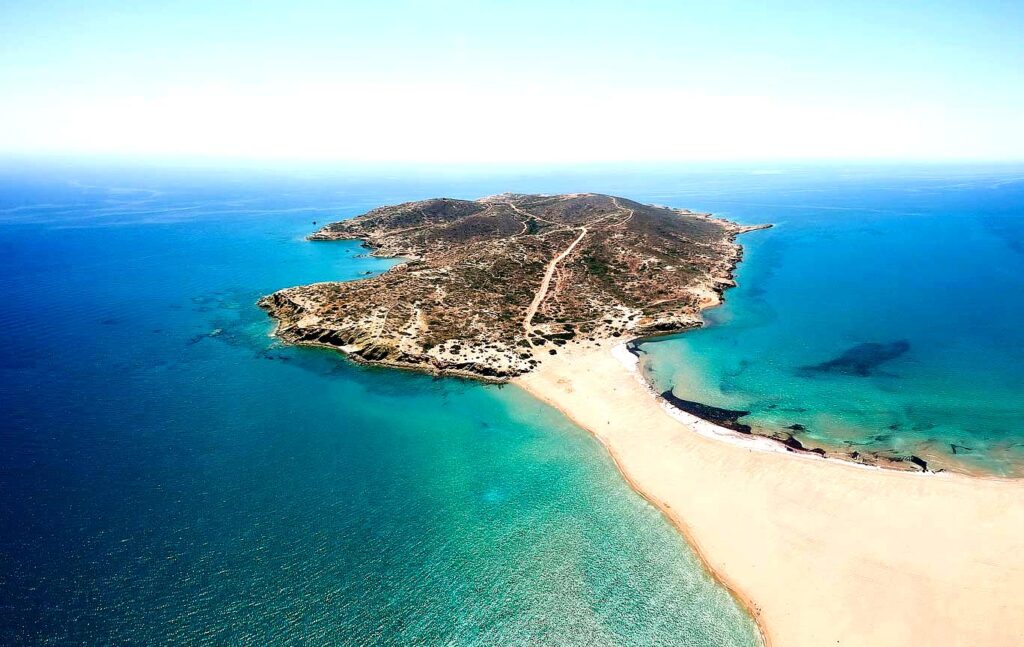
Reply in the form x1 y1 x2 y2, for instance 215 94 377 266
516 342 1024 647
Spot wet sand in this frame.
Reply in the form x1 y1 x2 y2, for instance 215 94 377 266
515 343 1024 647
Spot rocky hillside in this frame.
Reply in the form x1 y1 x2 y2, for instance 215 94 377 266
259 193 768 380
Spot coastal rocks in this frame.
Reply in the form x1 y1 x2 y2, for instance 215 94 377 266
774 433 827 456
858 452 930 472
258 292 532 380
637 318 703 335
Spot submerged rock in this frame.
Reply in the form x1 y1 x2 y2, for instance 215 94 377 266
798 340 911 377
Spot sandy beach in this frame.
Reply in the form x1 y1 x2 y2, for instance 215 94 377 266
516 343 1024 647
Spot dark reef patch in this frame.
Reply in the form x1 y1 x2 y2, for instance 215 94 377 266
659 389 752 433
984 215 1024 257
723 359 751 379
798 340 910 377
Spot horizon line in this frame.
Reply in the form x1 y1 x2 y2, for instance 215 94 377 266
3 152 1024 170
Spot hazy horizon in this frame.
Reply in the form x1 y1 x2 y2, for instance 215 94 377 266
2 0 1023 164
4 153 1024 172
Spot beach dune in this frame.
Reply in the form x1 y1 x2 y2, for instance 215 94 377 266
516 344 1024 647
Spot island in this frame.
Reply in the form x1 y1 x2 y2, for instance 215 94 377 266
259 193 766 380
261 194 1024 647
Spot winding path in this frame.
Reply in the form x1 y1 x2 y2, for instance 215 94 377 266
611 197 635 226
523 226 588 346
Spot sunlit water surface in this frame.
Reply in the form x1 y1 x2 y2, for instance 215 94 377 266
635 166 1024 474
0 163 760 646
2 161 1021 645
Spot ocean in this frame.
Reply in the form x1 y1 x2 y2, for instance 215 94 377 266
633 165 1024 474
0 162 757 645
1 160 1021 643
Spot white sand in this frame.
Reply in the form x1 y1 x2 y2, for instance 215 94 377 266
516 343 1024 647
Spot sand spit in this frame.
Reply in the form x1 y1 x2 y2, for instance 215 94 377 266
515 343 1024 647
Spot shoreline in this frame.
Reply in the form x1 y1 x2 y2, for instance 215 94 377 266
514 341 1024 647
271 220 993 475
621 342 953 476
519 343 775 647
265 194 766 387
261 208 1024 644
299 214 967 476
260 313 511 384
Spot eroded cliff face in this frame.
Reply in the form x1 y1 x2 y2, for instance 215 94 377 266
260 193 768 381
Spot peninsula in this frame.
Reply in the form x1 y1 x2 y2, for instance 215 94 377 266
261 194 1024 647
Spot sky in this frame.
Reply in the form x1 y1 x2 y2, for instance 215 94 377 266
1 0 1022 164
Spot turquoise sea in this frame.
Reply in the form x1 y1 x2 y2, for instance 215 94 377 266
634 165 1024 474
1 160 1022 643
0 162 758 645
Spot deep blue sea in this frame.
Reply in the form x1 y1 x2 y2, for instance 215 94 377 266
1 160 1022 644
0 162 759 646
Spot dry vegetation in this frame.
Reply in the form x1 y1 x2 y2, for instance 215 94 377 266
259 193 766 380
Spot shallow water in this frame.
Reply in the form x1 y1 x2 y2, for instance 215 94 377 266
3 160 1021 644
634 165 1024 474
0 163 759 645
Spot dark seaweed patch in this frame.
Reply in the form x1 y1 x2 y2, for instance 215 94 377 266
798 340 910 377
659 389 752 433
